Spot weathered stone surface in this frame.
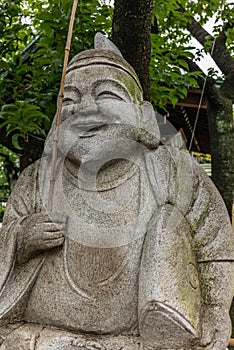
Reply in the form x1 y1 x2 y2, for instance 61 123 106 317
0 33 234 350
0 323 142 350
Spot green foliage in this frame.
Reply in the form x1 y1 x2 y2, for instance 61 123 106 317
151 0 198 108
0 0 233 205
0 0 113 203
0 101 49 147
0 145 19 203
0 0 113 147
0 204 6 222
150 31 202 109
150 0 233 110
1 0 232 142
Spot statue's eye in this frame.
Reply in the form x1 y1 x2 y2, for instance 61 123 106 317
63 97 76 105
97 91 124 101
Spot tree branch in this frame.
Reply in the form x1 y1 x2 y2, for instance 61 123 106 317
176 2 234 77
187 17 212 47
184 57 220 101
176 1 212 47
219 71 234 101
212 27 234 77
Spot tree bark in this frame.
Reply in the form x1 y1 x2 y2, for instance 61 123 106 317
112 0 153 101
180 6 234 218
207 93 234 219
186 58 234 219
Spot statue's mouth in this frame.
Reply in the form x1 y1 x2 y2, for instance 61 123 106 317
79 124 108 138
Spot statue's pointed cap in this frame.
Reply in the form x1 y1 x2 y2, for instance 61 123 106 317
94 32 123 57
67 33 142 93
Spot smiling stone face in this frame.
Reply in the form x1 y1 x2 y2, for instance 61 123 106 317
58 64 144 165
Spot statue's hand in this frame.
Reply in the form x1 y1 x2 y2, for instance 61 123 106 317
16 212 66 265
198 306 231 350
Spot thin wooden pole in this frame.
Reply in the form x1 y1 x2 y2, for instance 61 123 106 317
229 338 234 346
48 0 78 211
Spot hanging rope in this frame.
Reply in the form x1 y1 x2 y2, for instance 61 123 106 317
48 0 79 211
189 0 225 153
188 38 216 152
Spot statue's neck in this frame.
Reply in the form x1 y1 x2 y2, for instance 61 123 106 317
63 158 139 191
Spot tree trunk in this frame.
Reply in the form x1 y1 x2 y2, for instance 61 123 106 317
207 93 234 219
112 0 153 101
185 58 234 221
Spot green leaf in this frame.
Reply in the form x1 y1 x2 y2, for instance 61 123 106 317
177 59 189 70
11 133 23 150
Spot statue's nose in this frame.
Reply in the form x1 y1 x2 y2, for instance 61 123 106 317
78 96 98 115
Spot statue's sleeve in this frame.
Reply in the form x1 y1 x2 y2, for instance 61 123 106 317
185 159 234 263
145 146 234 262
0 160 44 323
2 160 41 224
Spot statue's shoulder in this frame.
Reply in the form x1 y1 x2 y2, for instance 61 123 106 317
19 157 48 180
145 145 190 167
9 157 48 198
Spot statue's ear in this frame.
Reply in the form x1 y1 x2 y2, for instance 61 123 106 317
137 101 161 149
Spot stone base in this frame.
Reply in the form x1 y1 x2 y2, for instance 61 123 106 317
0 323 140 350
0 323 197 350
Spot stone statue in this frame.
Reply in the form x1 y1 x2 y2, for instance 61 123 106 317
0 33 234 350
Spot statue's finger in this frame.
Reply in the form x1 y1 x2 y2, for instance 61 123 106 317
41 230 64 239
39 222 65 232
40 237 64 248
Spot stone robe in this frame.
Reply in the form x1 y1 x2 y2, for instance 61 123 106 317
0 145 234 349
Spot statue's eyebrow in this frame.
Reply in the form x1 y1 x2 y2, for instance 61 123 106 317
64 85 81 96
92 79 132 100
